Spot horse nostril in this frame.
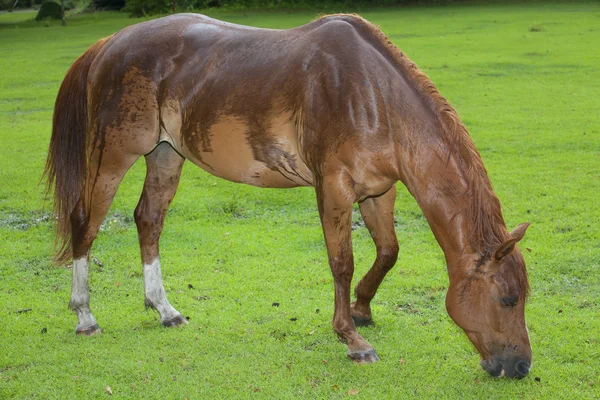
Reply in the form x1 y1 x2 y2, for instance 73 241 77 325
515 360 530 378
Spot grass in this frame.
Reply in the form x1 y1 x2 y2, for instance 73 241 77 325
1 2 599 398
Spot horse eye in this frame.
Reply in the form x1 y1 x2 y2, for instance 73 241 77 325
501 295 518 308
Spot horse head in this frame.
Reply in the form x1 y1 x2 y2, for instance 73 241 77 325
446 223 532 378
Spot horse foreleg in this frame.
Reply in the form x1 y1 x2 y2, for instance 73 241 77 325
351 186 399 326
134 142 186 327
316 175 378 364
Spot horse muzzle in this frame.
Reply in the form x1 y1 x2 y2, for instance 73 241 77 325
480 358 531 379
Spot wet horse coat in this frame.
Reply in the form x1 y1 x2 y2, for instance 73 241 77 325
46 14 532 377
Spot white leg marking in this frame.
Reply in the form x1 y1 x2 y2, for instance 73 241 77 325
143 258 184 325
69 257 98 331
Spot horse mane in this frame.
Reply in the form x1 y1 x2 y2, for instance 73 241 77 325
316 14 528 297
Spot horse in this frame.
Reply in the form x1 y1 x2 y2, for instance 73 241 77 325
44 13 532 378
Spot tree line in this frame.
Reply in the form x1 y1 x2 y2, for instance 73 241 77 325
1 0 457 15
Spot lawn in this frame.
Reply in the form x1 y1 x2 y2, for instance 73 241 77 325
0 2 599 398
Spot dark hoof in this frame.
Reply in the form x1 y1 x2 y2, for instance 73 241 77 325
352 315 374 327
162 314 188 328
348 349 379 365
76 324 101 336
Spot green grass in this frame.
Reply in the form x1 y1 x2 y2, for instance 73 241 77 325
1 3 599 398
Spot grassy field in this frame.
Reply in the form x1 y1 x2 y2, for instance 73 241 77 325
1 3 599 398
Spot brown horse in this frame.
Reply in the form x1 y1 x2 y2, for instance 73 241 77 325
45 13 532 378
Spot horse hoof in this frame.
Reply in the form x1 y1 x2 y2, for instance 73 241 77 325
352 315 374 327
163 315 188 327
348 349 379 364
76 324 101 336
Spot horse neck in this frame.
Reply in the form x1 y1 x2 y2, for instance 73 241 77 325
396 129 510 270
345 16 510 269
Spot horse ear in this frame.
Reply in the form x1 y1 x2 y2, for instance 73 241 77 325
494 238 517 261
494 223 530 261
510 222 530 242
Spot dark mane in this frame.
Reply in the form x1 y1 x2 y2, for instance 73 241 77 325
316 14 528 296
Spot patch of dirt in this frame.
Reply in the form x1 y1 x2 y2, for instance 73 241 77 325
0 211 52 230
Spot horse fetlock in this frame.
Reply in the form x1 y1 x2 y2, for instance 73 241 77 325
338 329 377 363
145 296 185 327
68 298 83 311
73 307 100 335
350 301 373 326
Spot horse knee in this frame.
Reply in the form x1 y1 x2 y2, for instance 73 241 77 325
329 255 354 282
377 244 398 272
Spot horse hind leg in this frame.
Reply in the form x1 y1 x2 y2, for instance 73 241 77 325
134 142 186 327
351 186 399 326
70 150 141 335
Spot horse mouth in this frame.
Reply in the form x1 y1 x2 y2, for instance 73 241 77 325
480 359 504 378
480 358 530 379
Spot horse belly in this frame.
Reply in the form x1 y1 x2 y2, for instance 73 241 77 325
181 114 313 188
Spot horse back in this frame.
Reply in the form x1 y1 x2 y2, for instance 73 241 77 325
86 14 426 192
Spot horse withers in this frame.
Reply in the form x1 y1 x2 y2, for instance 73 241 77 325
45 13 532 378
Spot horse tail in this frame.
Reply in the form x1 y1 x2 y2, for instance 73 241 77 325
43 35 113 264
